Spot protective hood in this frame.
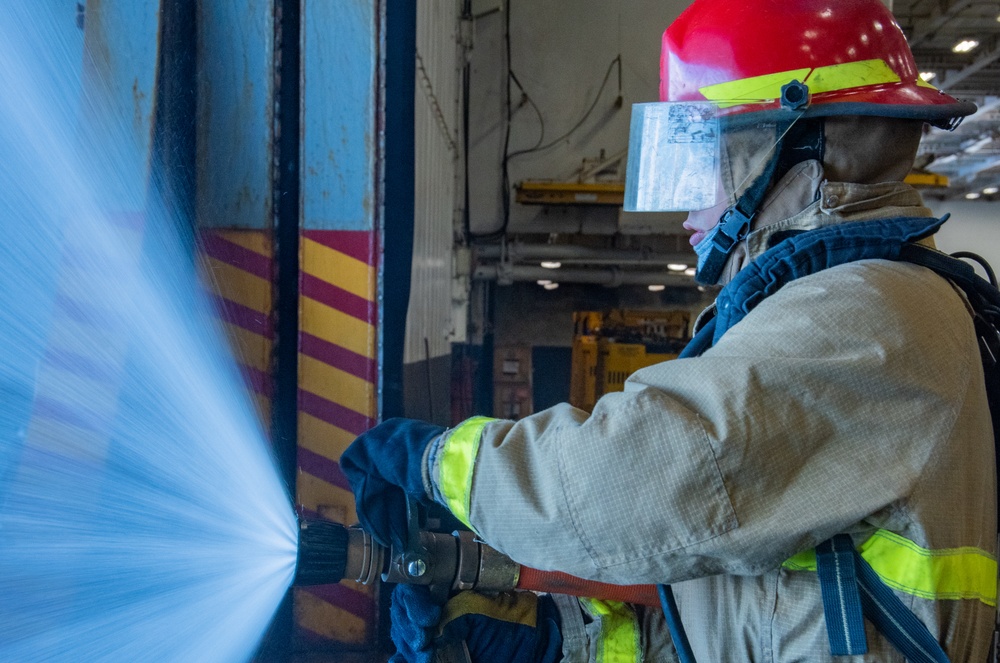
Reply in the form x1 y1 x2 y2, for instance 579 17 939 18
713 116 931 285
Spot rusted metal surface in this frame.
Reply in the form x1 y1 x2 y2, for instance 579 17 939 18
195 0 275 229
300 0 379 231
81 0 163 209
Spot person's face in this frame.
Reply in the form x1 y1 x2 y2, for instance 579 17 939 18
682 171 730 246
682 199 728 247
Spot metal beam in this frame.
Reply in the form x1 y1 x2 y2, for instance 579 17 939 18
908 0 975 49
955 155 1000 180
940 43 1000 90
476 243 694 265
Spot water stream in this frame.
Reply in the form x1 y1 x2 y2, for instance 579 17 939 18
0 4 298 661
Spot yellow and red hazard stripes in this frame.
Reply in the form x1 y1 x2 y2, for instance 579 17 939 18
198 231 274 425
295 230 379 646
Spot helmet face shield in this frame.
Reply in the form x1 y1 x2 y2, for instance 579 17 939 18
625 102 721 213
624 101 793 213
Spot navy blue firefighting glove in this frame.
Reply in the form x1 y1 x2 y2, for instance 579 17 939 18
389 584 563 663
339 418 445 549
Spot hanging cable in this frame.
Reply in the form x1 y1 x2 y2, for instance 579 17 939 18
507 54 621 161
470 0 624 240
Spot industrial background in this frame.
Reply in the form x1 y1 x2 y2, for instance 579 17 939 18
55 0 1000 660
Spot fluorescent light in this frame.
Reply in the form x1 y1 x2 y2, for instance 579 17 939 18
536 280 552 286
953 39 979 53
648 285 666 292
919 71 936 82
966 192 982 200
984 187 999 195
543 282 560 290
540 261 562 269
667 264 688 272
684 268 697 276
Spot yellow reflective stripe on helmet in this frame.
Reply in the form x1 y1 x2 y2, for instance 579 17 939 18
782 529 998 607
699 58 901 105
579 599 641 663
700 67 811 104
437 416 495 529
805 59 900 94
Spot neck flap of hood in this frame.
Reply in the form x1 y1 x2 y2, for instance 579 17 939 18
713 116 931 285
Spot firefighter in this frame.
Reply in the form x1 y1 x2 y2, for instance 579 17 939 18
343 0 997 660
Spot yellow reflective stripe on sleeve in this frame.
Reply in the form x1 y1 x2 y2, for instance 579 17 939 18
699 59 901 105
579 599 641 663
437 416 496 529
782 529 998 607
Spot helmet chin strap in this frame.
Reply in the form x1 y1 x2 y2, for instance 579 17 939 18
694 124 790 285
695 82 811 286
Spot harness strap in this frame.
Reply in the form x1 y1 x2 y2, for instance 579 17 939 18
817 534 952 661
853 540 951 663
817 535 868 655
696 122 792 285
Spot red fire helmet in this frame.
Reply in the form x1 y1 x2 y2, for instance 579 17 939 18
661 0 976 128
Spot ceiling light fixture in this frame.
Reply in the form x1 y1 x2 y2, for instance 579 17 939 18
684 268 697 277
953 39 980 53
648 285 666 292
966 192 982 200
536 280 552 286
543 282 560 291
984 187 1000 195
667 264 688 272
540 261 562 270
919 71 936 82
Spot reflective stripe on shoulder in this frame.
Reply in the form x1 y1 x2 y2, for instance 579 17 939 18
579 599 641 663
437 416 496 529
783 529 998 607
699 58 902 106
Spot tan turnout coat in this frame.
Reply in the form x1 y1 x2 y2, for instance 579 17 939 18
435 180 997 661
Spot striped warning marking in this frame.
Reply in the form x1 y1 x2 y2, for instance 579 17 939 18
197 230 273 425
296 230 379 646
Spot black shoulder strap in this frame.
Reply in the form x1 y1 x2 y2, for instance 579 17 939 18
899 244 1000 525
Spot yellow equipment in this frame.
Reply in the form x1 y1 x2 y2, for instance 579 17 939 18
570 310 691 411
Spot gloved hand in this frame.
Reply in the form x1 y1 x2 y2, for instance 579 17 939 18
389 584 563 663
339 418 445 549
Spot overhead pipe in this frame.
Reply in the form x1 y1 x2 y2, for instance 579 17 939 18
475 243 695 266
473 263 701 288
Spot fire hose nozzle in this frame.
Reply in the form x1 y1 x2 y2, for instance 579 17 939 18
293 517 660 608
293 518 519 602
294 519 385 586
